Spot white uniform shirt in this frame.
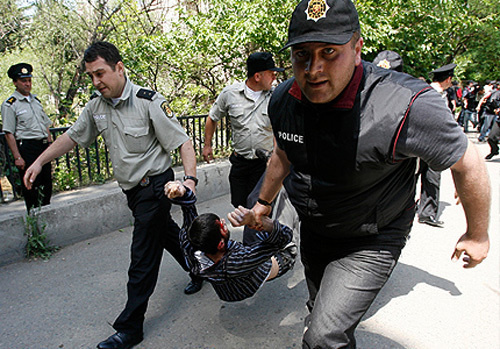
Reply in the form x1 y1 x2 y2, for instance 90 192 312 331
67 78 189 190
1 90 51 140
209 81 273 159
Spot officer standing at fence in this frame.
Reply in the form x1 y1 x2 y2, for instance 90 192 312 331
1 63 53 212
24 42 202 349
203 52 284 208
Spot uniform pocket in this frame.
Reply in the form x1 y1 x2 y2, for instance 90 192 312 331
123 125 151 153
228 106 244 118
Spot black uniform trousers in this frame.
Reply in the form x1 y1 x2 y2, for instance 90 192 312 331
487 118 500 155
17 139 52 212
417 160 441 220
114 168 189 335
228 152 267 208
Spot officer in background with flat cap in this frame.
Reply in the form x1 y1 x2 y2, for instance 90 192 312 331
251 1 490 347
373 50 404 72
1 63 53 212
417 63 457 227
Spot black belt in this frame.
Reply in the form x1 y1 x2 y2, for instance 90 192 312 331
17 138 49 145
232 151 263 161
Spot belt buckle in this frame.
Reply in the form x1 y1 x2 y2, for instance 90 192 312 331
42 139 48 144
140 176 150 187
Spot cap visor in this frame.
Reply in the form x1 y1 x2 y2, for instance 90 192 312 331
279 33 354 52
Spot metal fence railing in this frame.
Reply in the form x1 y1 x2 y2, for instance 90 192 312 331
0 114 231 204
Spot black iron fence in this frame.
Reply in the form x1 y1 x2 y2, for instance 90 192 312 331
0 114 231 203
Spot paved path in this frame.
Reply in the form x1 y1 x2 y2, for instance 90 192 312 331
0 135 498 349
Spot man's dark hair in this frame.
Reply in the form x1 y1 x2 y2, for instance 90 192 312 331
83 41 122 69
188 213 223 255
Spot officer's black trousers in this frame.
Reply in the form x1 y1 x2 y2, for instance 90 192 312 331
228 152 267 208
114 168 189 335
417 160 441 219
487 120 500 155
17 139 52 212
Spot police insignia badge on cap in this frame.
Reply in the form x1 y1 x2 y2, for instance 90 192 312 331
377 59 391 70
21 68 28 74
161 101 174 118
306 0 330 22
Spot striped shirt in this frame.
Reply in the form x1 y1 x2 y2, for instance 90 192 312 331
171 189 293 302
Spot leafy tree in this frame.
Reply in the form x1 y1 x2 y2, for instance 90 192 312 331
0 0 27 53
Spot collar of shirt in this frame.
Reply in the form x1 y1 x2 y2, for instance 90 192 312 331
430 82 445 95
244 83 263 102
288 63 364 110
13 90 34 102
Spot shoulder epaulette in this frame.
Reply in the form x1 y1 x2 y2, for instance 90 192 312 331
137 88 156 100
90 92 99 100
6 96 16 105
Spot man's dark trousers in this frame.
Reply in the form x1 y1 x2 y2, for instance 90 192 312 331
418 161 441 219
228 152 267 208
17 139 52 212
114 168 189 335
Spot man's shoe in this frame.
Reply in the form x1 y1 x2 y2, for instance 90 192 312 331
184 278 203 295
97 332 143 349
485 152 498 160
418 216 444 228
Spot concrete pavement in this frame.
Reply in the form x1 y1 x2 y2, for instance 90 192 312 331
0 135 498 349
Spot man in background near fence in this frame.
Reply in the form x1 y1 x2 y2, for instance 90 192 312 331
203 52 284 208
1 63 53 212
24 41 202 349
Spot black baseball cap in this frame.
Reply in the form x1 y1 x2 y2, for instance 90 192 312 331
281 0 360 51
7 63 33 80
247 52 284 77
373 50 404 72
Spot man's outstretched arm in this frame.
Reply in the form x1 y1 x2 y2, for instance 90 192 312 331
24 133 76 189
450 140 490 268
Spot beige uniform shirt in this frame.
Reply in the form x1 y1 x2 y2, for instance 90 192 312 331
67 79 189 190
209 81 273 159
1 90 51 139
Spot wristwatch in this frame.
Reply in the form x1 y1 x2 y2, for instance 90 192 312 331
257 198 272 206
183 175 199 186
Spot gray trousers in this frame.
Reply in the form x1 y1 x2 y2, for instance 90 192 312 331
300 209 412 348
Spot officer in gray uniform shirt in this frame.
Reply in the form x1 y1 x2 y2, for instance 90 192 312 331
203 52 284 208
1 63 53 212
24 42 200 349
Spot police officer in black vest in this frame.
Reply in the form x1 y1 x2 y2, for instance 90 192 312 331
252 1 490 347
1 63 53 212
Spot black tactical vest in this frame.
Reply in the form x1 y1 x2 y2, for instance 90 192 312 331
270 61 432 238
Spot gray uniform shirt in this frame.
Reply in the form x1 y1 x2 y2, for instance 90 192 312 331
1 90 51 140
209 81 273 159
67 78 189 190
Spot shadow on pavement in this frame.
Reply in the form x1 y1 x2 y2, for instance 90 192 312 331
364 262 461 321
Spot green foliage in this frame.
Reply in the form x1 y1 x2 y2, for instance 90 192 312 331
357 0 500 81
3 0 499 119
24 205 59 260
0 0 26 53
